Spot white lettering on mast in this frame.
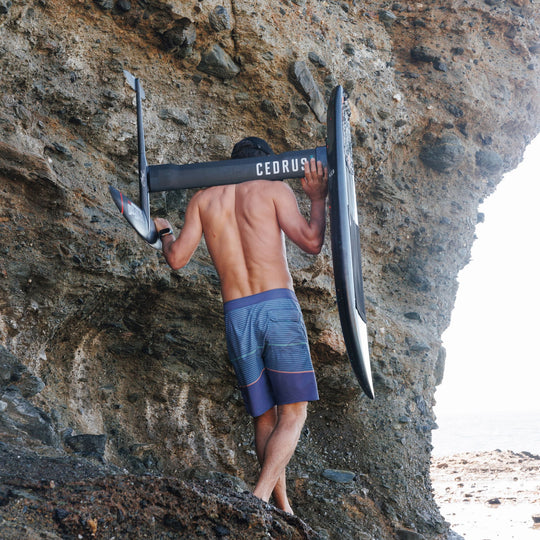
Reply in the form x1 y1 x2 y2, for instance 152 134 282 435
255 156 311 177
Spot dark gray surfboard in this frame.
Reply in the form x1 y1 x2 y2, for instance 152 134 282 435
326 86 374 399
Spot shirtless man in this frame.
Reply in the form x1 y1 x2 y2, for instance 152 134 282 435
154 137 328 514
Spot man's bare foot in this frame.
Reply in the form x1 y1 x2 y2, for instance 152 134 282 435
272 493 294 515
279 502 294 515
252 493 294 515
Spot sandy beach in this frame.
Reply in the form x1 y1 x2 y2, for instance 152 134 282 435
431 450 540 540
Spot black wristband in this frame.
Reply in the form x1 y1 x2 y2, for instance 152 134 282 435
158 227 173 239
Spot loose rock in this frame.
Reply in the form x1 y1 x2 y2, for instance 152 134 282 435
308 51 326 68
116 0 130 12
290 61 326 123
65 434 107 458
0 1 11 15
410 46 439 64
379 10 397 27
209 6 231 32
158 108 190 126
322 469 356 483
93 0 113 10
397 530 427 540
197 45 240 80
161 18 196 59
420 134 465 172
1 388 58 446
475 149 503 173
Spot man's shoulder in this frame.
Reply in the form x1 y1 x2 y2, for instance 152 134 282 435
253 180 294 195
193 181 292 204
192 185 225 201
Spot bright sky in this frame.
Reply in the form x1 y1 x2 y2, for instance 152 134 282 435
435 135 540 415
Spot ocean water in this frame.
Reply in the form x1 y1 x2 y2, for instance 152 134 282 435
432 409 540 456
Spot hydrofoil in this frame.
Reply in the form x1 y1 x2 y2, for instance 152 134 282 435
109 77 374 399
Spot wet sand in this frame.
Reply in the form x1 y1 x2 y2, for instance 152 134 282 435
431 450 540 540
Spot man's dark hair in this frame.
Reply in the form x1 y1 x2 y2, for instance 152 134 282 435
231 137 274 159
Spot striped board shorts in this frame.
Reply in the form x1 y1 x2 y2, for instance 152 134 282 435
224 288 319 417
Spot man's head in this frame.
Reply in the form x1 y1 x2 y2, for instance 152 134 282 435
231 137 274 159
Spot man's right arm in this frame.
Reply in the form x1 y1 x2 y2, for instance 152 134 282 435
154 193 204 270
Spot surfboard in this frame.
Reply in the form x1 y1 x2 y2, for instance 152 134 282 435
326 86 374 399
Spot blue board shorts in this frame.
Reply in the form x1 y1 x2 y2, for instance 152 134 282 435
224 288 319 417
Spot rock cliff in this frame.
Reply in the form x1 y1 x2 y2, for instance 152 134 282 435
0 0 538 538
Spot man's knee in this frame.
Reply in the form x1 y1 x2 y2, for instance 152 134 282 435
255 406 277 427
278 401 308 426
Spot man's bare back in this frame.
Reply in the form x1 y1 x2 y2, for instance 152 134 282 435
154 158 328 303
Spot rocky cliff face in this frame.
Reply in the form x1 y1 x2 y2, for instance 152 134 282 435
1 0 538 538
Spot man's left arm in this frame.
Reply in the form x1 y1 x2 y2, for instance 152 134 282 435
275 158 328 255
154 195 203 270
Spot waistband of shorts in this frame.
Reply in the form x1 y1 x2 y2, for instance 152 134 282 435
223 288 297 314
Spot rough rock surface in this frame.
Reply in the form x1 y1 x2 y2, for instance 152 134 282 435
0 0 538 538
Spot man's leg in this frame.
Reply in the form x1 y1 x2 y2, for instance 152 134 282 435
254 407 289 512
253 401 308 512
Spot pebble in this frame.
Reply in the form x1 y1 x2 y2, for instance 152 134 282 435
420 134 465 172
397 530 426 540
161 18 196 59
290 61 326 123
444 101 464 118
475 149 503 173
308 51 326 68
379 10 397 27
209 6 231 32
410 46 439 64
260 99 279 118
50 142 73 158
322 469 356 483
197 44 240 80
433 59 447 72
53 508 70 522
93 0 114 10
116 0 131 12
65 434 107 458
411 45 448 72
158 108 190 126
0 1 11 15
